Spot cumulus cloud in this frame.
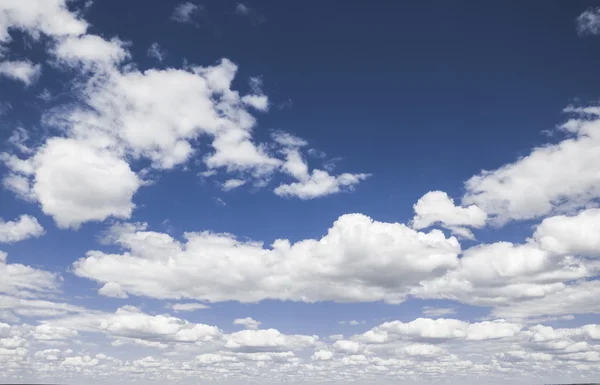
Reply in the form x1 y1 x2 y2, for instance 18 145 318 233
462 106 600 225
274 146 369 199
0 60 41 85
73 214 460 303
411 208 600 317
233 317 262 330
0 254 60 297
222 178 246 191
0 215 44 243
412 191 487 239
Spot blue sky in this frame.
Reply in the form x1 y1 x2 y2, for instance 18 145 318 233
2 1 600 384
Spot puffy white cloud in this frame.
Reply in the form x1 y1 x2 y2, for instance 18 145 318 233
332 340 362 354
412 191 487 239
491 280 600 319
46 306 221 344
222 178 246 191
0 60 41 85
274 147 369 199
462 107 600 225
51 34 129 69
0 215 44 243
532 208 600 257
233 317 262 330
577 7 600 36
411 232 599 310
171 2 201 24
356 318 521 344
224 329 318 352
98 282 128 298
33 324 78 341
0 255 60 297
312 349 333 361
10 138 142 229
73 214 460 303
0 0 87 43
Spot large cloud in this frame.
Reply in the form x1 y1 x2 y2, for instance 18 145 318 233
462 107 600 225
73 214 460 303
1 0 367 228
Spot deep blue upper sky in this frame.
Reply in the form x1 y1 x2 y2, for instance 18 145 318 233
3 0 599 247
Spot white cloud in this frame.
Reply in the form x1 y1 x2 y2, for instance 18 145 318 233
0 0 87 44
171 2 201 24
412 191 487 239
222 178 246 191
10 138 142 229
312 349 333 361
224 329 318 352
98 282 128 298
532 208 600 257
339 320 365 326
73 214 460 303
51 34 129 69
0 215 44 243
272 131 307 147
0 60 41 85
0 255 60 297
233 317 262 330
462 106 600 225
421 306 456 317
170 303 210 312
274 147 369 199
577 7 600 36
147 42 165 62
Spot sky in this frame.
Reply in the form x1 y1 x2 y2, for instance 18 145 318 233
2 0 600 384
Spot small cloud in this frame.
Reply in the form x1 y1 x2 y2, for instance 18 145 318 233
307 148 326 159
233 317 262 330
272 131 308 147
171 303 210 312
277 99 293 110
221 178 246 191
338 320 365 326
199 170 217 178
577 7 600 36
0 60 42 86
234 3 265 24
171 2 202 24
213 197 227 206
147 42 165 62
235 3 250 15
421 306 457 317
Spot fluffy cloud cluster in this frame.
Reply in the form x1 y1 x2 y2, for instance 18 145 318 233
412 191 487 239
73 214 459 303
1 307 599 385
0 215 44 243
0 0 368 229
462 107 600 225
